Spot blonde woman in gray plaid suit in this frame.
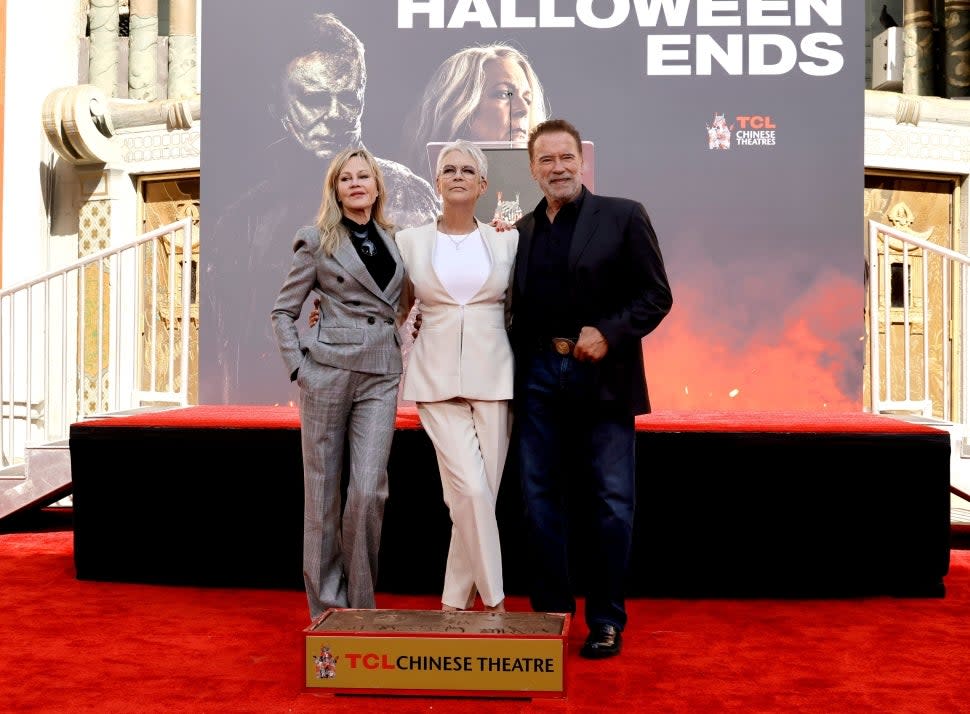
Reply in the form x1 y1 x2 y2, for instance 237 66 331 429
272 147 405 621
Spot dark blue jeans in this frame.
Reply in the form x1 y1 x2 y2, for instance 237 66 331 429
517 349 636 631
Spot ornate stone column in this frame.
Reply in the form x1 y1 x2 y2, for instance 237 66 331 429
944 0 970 97
129 0 158 101
88 0 119 98
903 0 936 95
168 0 197 100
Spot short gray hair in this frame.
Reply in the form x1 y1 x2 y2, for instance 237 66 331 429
435 139 488 180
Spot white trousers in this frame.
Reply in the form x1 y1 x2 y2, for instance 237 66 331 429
417 398 512 608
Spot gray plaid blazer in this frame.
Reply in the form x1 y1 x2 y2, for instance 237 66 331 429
272 225 406 380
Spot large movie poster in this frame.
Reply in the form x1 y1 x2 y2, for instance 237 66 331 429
200 1 863 411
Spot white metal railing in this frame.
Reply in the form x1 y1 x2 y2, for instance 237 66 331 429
867 219 970 424
0 218 193 468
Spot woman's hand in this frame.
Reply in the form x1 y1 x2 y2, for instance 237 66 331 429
308 298 321 327
490 218 515 233
411 310 422 339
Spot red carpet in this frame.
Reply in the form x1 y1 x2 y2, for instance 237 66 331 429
76 405 943 435
1 519 968 713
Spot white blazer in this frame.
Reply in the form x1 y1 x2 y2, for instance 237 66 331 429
396 219 517 402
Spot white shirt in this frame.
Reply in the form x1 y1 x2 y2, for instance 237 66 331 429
433 228 490 305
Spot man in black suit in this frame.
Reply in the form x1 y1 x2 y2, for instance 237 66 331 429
511 118 672 659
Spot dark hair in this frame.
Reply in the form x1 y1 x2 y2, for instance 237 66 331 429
277 12 366 90
527 118 583 161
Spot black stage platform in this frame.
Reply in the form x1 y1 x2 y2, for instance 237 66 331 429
69 406 952 598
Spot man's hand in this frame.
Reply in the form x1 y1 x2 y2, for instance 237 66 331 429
308 298 321 327
574 325 608 362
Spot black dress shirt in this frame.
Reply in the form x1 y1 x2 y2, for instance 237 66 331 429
521 187 587 340
341 216 395 291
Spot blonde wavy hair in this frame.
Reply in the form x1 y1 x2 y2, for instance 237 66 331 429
315 147 393 256
402 43 548 179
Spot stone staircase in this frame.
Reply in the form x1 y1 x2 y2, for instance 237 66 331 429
0 439 73 520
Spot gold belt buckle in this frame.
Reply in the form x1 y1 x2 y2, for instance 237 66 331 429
552 338 574 356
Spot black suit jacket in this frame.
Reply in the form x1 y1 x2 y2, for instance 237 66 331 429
511 189 672 416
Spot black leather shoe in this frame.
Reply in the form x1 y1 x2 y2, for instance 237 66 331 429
580 624 622 659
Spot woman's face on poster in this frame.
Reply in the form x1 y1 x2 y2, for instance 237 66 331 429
465 57 533 143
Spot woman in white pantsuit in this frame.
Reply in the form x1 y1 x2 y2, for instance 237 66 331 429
271 147 405 621
396 140 517 612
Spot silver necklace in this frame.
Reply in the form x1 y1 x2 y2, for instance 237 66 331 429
441 228 477 249
350 227 377 257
